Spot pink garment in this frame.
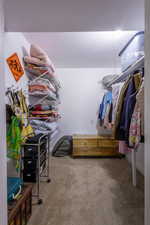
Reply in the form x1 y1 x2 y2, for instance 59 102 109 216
136 81 144 136
129 103 141 149
119 141 131 154
129 80 144 149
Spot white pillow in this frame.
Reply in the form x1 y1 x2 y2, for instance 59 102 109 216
24 44 55 72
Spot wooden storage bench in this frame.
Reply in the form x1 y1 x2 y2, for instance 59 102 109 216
72 135 122 157
8 184 33 225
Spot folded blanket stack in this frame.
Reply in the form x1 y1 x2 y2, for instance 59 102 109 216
30 120 59 135
24 44 61 135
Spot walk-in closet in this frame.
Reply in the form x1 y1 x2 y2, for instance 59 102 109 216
4 30 144 225
0 0 149 224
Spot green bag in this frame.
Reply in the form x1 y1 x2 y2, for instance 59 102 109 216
7 116 22 170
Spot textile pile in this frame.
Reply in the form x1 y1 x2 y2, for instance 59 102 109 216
24 44 61 135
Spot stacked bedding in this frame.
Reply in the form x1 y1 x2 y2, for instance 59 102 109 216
30 108 60 121
24 44 61 135
30 120 58 135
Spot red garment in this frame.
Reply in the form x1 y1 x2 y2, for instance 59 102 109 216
34 105 42 111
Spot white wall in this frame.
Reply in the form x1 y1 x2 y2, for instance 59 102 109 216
56 68 120 136
0 0 4 32
4 32 30 89
4 33 30 177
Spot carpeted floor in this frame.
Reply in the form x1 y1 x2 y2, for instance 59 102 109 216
28 157 144 225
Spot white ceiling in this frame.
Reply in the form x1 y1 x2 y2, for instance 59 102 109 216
24 31 138 68
5 0 144 31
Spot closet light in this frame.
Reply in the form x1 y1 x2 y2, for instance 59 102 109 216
115 29 123 38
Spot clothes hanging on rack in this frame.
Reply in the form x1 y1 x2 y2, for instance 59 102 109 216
7 116 22 162
112 76 131 138
101 74 120 89
103 103 113 129
129 80 144 149
118 140 131 154
111 82 124 124
116 74 142 142
6 87 35 170
98 91 112 126
6 104 15 123
98 71 144 154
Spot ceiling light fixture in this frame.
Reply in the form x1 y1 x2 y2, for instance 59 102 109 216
115 29 123 37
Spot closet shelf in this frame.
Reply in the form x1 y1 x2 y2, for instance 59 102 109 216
108 56 144 87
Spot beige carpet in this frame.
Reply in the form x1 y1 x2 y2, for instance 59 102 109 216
28 157 144 225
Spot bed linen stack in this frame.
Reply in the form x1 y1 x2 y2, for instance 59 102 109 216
24 44 61 136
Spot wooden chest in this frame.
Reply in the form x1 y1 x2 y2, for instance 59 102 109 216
8 185 33 225
72 135 121 157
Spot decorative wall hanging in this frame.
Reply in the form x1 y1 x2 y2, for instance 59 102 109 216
7 53 24 81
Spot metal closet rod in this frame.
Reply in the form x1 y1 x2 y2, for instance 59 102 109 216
108 56 144 87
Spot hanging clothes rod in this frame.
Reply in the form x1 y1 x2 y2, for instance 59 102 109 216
112 56 144 188
108 56 144 87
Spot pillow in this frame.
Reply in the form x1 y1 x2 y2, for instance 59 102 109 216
24 63 52 76
29 90 57 101
24 63 61 91
31 44 55 72
24 56 55 73
24 44 55 72
29 77 56 93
